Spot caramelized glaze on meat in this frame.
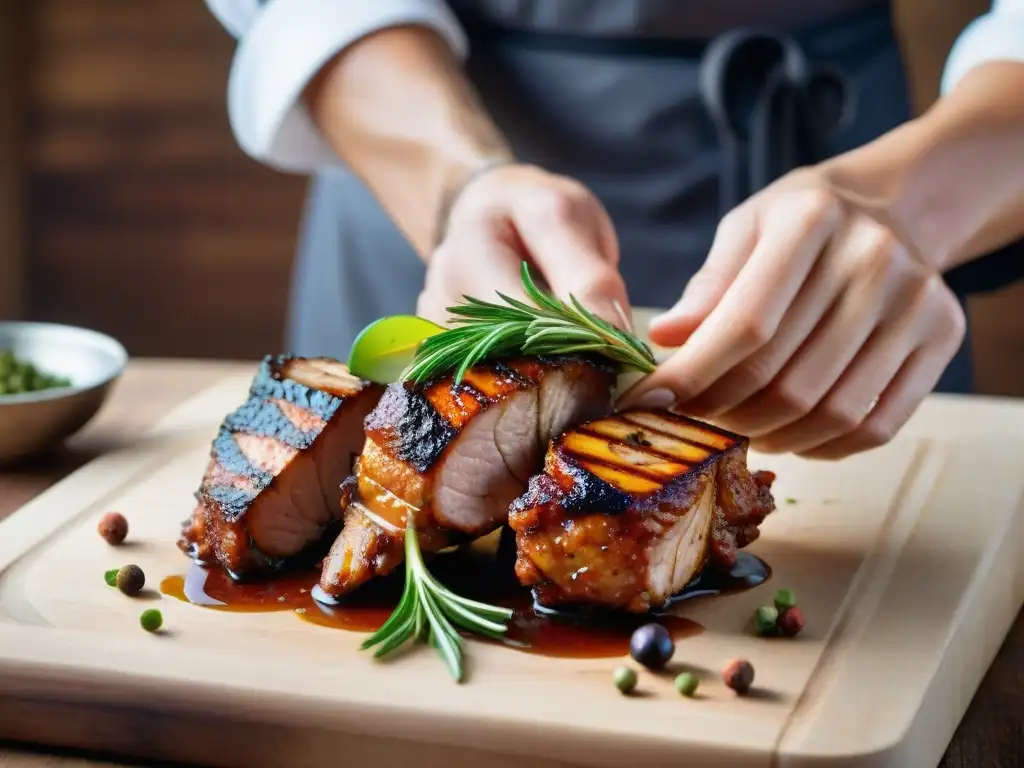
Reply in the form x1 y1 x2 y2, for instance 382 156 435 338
317 356 615 600
508 410 776 613
179 356 383 579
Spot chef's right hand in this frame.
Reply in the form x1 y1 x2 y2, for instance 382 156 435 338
418 164 633 331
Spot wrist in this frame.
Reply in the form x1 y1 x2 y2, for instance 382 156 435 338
821 62 1024 273
305 25 513 259
432 155 516 249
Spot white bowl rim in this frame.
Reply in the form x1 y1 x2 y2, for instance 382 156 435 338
0 321 128 404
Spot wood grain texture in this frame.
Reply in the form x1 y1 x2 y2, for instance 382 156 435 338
0 361 1019 767
23 0 307 359
0 363 1021 767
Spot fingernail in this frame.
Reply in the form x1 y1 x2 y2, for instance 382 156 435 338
616 387 676 412
611 299 634 332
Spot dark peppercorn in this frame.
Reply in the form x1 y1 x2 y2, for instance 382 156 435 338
98 512 128 545
116 564 145 596
723 658 755 694
629 623 675 669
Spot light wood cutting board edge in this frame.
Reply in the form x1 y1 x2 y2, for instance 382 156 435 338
0 366 1021 768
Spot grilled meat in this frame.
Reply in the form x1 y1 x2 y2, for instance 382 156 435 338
508 410 776 613
179 355 383 579
317 357 616 601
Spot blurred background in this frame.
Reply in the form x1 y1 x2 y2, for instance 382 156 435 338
1 0 1021 395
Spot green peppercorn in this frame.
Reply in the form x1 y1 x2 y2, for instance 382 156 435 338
674 672 699 697
104 568 118 587
612 665 637 695
140 609 163 633
116 564 145 596
774 588 797 612
754 605 779 635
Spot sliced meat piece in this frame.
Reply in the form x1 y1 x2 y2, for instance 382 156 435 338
316 356 615 601
178 355 383 579
508 409 776 613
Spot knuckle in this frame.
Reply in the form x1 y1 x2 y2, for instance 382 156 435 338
733 313 777 350
735 355 777 394
771 377 818 416
859 418 895 449
797 187 841 227
852 224 899 279
930 277 967 342
821 398 865 432
540 184 594 226
574 269 625 303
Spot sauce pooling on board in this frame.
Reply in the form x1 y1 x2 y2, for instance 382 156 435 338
161 543 769 659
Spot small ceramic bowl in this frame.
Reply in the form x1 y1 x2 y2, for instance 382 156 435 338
0 322 128 464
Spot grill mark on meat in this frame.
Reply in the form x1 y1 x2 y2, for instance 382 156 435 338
317 356 617 600
364 384 456 472
620 411 739 451
179 355 383 579
578 423 714 464
509 408 775 613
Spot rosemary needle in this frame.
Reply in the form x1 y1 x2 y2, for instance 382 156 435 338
360 522 514 682
402 262 656 384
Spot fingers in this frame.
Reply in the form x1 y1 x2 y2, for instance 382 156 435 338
419 233 525 323
618 189 840 410
797 339 956 460
647 206 758 347
708 223 905 435
511 183 631 329
761 277 966 458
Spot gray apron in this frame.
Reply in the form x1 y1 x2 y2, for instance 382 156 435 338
286 1 973 393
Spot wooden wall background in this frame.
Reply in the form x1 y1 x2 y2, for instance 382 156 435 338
22 0 306 360
4 0 1022 394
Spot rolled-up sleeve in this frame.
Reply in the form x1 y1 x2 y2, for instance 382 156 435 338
204 0 468 172
941 0 1024 95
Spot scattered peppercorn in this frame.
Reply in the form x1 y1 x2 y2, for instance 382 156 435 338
723 658 755 694
103 568 118 587
754 605 779 635
613 666 638 695
629 623 675 669
778 606 805 637
116 564 146 596
97 512 128 545
773 588 796 612
674 672 699 697
140 609 163 633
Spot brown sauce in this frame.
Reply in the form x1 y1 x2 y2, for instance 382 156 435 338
160 551 769 659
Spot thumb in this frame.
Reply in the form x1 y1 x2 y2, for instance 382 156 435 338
513 187 632 330
648 209 757 347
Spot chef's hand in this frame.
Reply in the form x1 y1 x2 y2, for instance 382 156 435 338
617 168 966 459
417 163 633 331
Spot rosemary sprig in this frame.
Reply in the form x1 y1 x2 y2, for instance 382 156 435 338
360 521 514 682
403 262 657 384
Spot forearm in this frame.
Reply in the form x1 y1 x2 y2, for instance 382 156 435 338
304 26 513 258
822 61 1024 272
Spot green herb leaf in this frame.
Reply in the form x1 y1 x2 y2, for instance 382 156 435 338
401 262 656 384
359 521 514 682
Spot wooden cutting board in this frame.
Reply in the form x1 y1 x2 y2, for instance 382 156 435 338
0 368 1021 768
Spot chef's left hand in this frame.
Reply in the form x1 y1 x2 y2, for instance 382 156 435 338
616 168 967 459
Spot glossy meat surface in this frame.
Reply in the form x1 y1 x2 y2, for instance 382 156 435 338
179 356 383 579
318 356 615 600
508 410 776 613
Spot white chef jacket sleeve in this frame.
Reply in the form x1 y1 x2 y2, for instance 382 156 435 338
941 0 1024 95
203 0 469 173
